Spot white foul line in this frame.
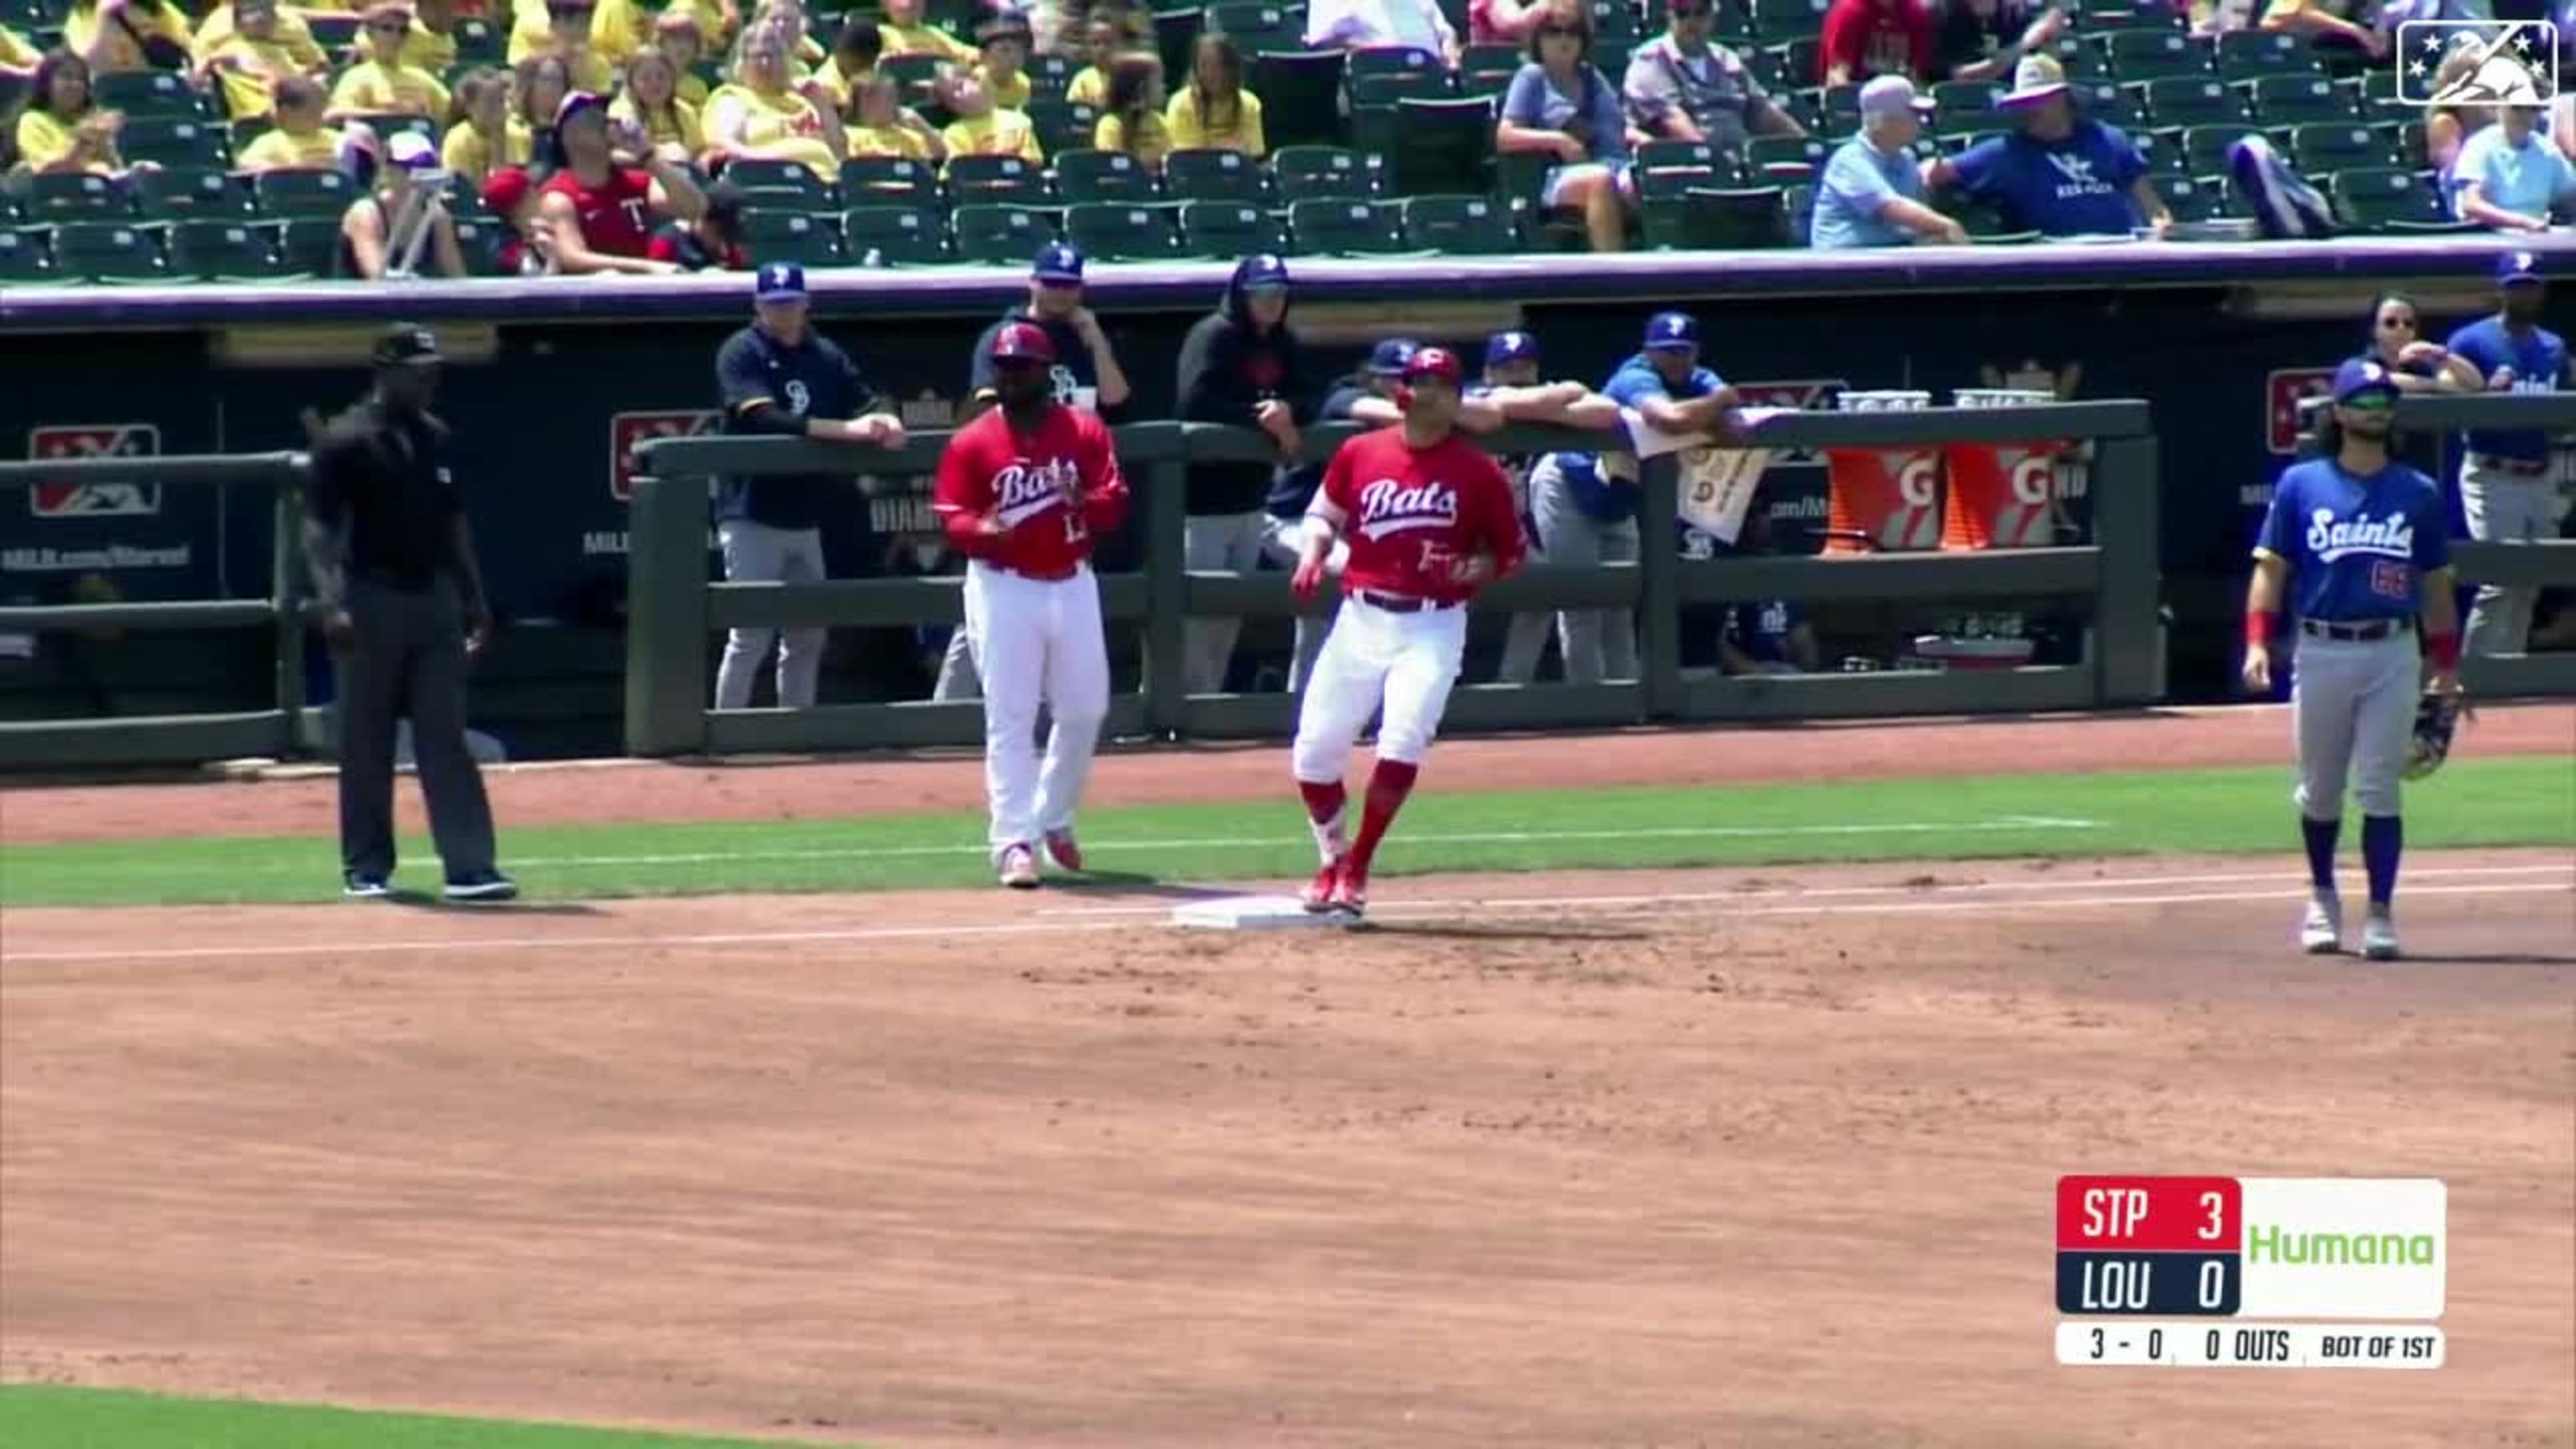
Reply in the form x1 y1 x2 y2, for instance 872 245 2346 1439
2 876 2564 966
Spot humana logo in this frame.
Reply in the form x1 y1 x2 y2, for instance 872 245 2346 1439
2247 1223 2438 1266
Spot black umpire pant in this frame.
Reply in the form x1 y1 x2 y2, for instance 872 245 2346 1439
336 574 497 880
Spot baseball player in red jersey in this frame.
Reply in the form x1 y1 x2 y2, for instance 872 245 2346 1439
932 322 1131 889
1289 347 1526 918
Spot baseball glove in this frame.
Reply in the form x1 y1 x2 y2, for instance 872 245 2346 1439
2402 692 2464 780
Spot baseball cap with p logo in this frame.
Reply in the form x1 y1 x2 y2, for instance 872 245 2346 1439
2332 357 2402 404
1644 311 1700 351
755 261 808 303
1032 241 1085 285
2498 250 2544 287
1485 330 1540 366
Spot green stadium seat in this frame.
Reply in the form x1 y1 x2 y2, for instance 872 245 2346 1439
447 215 505 273
2102 29 2210 80
1748 0 1826 42
1207 0 1301 51
1287 197 1408 255
840 156 939 205
2068 80 2135 127
92 69 207 119
2143 75 2249 128
721 157 831 206
451 16 504 62
2289 121 2389 175
1930 79 1997 129
844 203 952 264
1400 192 1513 254
880 53 949 109
252 168 358 219
1713 0 1763 47
1346 44 1451 107
50 221 166 283
1745 132 1827 183
119 116 230 169
1635 138 1744 197
743 209 849 267
24 171 127 220
1055 147 1161 202
1163 146 1267 202
1385 96 1495 198
1460 42 1524 97
1064 200 1182 259
265 216 343 275
2329 167 2471 233
1155 4 1203 85
946 153 1051 203
1586 0 1640 40
2044 35 2114 83
2250 74 2354 125
1028 53 1078 101
167 218 293 280
1027 99 1100 157
0 228 61 283
2132 127 2182 174
1655 184 1789 249
1818 82 1863 137
1270 143 1371 201
1779 36 1820 87
2150 171 2220 223
132 166 255 219
952 200 1051 264
2182 123 2262 174
1252 49 1348 151
1177 198 1281 257
2215 29 2309 81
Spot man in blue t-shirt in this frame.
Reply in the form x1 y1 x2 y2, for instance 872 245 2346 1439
2242 357 2464 962
2442 249 2573 657
1922 53 2172 238
709 262 908 710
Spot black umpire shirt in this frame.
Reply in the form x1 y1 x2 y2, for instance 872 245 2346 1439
714 325 872 531
309 402 463 589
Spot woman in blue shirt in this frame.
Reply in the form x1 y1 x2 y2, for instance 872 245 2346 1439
1495 6 1637 252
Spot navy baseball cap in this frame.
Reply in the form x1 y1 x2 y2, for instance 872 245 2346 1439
2332 356 2402 403
1644 311 1700 351
1032 241 1085 285
2498 249 2544 287
1233 252 1290 293
1368 338 1420 376
755 261 808 303
1485 330 1540 366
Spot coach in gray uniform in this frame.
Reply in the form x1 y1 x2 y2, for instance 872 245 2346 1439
305 324 515 902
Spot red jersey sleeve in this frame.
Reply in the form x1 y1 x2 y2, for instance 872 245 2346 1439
1075 410 1129 536
932 420 996 554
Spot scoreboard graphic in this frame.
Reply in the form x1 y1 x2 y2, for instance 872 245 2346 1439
2054 1176 2445 1369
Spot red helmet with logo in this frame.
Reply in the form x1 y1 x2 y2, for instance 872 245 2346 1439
1402 346 1463 386
989 320 1057 364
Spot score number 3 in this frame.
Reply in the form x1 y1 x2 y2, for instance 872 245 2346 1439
2199 1190 2225 1242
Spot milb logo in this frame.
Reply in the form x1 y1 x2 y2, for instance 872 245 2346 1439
2265 368 2335 456
26 424 163 516
609 411 719 501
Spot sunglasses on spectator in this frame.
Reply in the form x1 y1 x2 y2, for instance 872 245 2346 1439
2342 392 2396 412
2377 314 2416 330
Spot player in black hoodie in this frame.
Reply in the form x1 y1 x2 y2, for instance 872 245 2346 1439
1172 252 1317 694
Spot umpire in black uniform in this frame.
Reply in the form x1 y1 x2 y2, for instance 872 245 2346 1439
304 324 517 902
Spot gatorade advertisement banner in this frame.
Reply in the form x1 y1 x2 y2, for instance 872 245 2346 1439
1823 392 1940 554
1942 389 2067 550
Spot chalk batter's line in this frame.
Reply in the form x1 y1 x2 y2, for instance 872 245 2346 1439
4 880 2564 966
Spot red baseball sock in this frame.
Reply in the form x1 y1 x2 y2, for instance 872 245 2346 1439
1298 778 1348 860
1348 760 1418 873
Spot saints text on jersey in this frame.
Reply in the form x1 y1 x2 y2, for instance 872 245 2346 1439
2306 508 2413 563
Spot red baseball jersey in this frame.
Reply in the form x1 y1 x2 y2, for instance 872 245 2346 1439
1317 426 1525 605
933 404 1130 576
538 165 655 257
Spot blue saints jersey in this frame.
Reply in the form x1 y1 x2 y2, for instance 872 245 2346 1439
2256 457 2451 624
2442 318 2570 464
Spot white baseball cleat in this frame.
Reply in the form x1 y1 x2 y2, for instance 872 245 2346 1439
2299 895 2343 954
998 844 1041 890
2360 910 2401 961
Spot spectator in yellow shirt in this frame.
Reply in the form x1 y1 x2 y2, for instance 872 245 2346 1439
191 0 321 73
398 0 460 71
13 51 126 176
611 48 704 163
199 0 317 123
1093 50 1167 164
704 23 845 179
880 0 974 64
1062 12 1116 106
518 0 616 92
439 66 527 184
938 69 1042 164
1166 32 1265 156
746 0 831 73
67 0 194 75
0 23 41 80
236 75 345 170
843 67 943 160
974 9 1036 110
330 4 454 126
655 12 715 106
818 13 882 109
508 0 615 63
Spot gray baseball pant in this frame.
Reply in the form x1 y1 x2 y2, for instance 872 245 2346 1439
932 621 983 700
1530 456 1639 684
335 575 496 881
1184 510 1272 693
2459 461 2570 657
714 519 828 709
2292 631 2420 823
1259 516 1338 693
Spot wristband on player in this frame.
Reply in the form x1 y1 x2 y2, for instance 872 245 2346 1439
2245 610 2274 649
2426 630 2461 672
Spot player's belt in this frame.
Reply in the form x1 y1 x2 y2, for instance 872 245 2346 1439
2467 454 2550 476
1356 590 1458 614
2300 617 2411 642
986 560 1083 583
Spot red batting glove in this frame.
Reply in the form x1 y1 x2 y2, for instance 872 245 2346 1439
1291 554 1326 600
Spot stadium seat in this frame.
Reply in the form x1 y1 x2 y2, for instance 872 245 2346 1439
840 157 938 205
1270 144 1372 201
1384 96 1494 198
1347 44 1452 106
2329 167 2472 233
1028 53 1078 101
743 209 848 267
452 16 504 62
119 116 230 169
2069 81 2136 127
1177 198 1282 257
2182 123 2263 175
2080 0 2183 30
1252 49 1348 151
721 157 831 207
1287 197 1409 255
49 221 166 283
2250 74 2354 125
1155 4 1203 86
1163 147 1267 203
253 169 359 220
843 203 952 264
2143 76 2249 129
1783 179 1815 236
447 216 504 273
1054 148 1161 203
2102 29 2210 81
952 201 1052 264
1931 80 1998 128
880 53 948 108
2132 127 2181 174
24 171 127 220
132 167 255 220
167 218 293 280
1208 0 1301 51
946 153 1051 203
1779 36 1821 87
2044 35 2115 82
2215 29 2309 81
1460 42 1524 97
1646 184 1789 249
1064 200 1182 259
2150 172 2220 222
2289 121 2389 176
1027 100 1101 158
1818 82 1863 138
1746 132 1828 183
1634 138 1744 197
0 228 60 283
1587 0 1640 39
1400 193 1514 253
93 69 205 119
1748 0 1825 42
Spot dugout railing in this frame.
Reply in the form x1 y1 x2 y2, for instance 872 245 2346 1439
0 450 309 770
624 401 2168 756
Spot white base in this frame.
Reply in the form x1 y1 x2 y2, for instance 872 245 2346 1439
1171 895 1348 931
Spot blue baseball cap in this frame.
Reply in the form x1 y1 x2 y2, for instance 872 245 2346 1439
2332 356 2402 403
2497 249 2544 287
755 261 807 303
1368 338 1420 376
1485 330 1540 366
1644 311 1700 351
1032 241 1085 285
1233 252 1290 293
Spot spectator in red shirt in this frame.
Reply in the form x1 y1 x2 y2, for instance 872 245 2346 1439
647 178 749 269
1820 0 1935 84
533 90 707 274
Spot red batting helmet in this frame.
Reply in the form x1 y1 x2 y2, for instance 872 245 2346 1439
989 320 1057 364
1402 346 1463 386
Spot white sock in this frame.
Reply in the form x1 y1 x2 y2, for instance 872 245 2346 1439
1310 811 1345 865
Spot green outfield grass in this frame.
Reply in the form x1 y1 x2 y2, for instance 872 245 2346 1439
3 760 2568 910
0 1386 843 1449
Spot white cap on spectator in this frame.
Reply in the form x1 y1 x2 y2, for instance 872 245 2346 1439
1857 75 1934 116
387 131 439 169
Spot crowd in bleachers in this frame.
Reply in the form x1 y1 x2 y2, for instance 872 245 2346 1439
0 0 2568 283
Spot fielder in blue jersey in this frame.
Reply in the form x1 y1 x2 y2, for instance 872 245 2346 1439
2243 357 2465 961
